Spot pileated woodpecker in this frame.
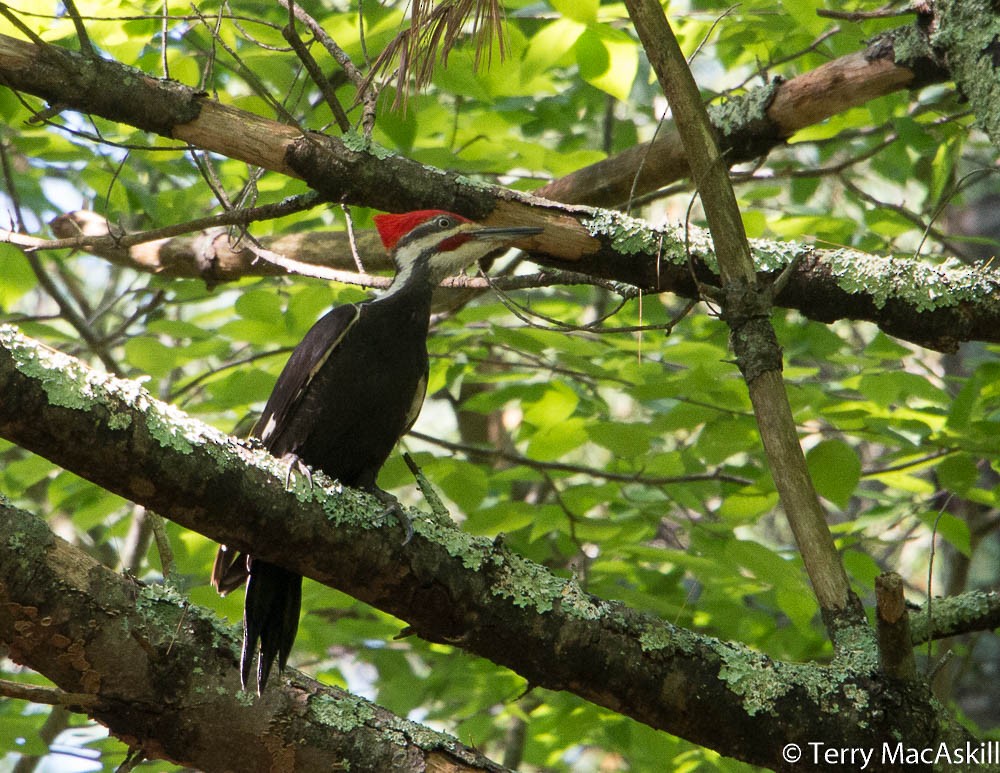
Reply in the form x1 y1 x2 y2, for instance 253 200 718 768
212 210 542 693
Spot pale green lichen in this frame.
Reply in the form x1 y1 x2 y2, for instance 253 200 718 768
718 633 877 719
0 324 230 454
932 1 1000 143
136 581 188 610
717 643 796 716
308 692 376 731
910 589 997 642
556 578 606 621
490 551 566 614
341 130 394 160
824 250 1000 311
707 79 781 135
584 210 668 257
401 723 464 753
582 212 1000 312
638 619 701 655
453 173 492 191
888 23 935 67
413 513 486 570
749 239 810 273
316 480 397 531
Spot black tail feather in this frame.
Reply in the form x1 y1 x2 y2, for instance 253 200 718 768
241 560 302 694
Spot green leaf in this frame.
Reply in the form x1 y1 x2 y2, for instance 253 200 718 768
526 417 588 461
935 453 978 493
465 501 536 536
928 138 959 207
806 440 860 509
718 488 779 521
550 0 598 23
586 421 652 459
124 336 179 377
856 372 947 407
523 18 585 79
919 510 971 558
426 457 489 513
575 26 638 101
0 245 35 309
235 288 284 322
523 381 578 427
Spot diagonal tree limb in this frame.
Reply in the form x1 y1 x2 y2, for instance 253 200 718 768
623 0 861 645
0 325 985 771
1 31 997 352
0 499 511 773
536 21 946 207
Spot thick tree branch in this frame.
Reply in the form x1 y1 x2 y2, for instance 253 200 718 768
8 206 1000 352
909 590 1000 644
1 31 998 351
0 500 509 773
536 21 945 207
0 325 984 770
934 1 1000 149
0 35 1000 350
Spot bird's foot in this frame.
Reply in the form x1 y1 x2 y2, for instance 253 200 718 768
279 452 313 490
369 487 413 545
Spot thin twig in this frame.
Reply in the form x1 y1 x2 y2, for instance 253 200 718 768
817 4 915 21
61 0 94 55
278 0 377 134
0 3 47 45
43 194 321 252
190 3 299 125
341 203 367 272
924 494 953 673
408 431 754 487
242 240 390 284
148 511 175 579
160 0 169 77
0 679 98 708
402 452 449 521
283 1 352 132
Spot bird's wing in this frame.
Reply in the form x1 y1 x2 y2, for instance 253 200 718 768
253 303 362 450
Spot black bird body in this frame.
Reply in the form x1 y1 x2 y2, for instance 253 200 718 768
211 210 542 693
260 291 431 489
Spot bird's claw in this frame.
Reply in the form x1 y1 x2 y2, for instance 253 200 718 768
279 453 313 491
370 487 413 545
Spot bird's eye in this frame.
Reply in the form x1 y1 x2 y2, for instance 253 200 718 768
436 216 452 229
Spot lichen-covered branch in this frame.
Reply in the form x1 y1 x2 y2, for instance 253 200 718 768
8 205 1000 352
0 325 982 770
909 590 1000 644
537 20 945 207
0 500 510 773
2 32 998 351
933 1 1000 149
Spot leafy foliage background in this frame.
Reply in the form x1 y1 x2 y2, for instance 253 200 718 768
1 0 999 770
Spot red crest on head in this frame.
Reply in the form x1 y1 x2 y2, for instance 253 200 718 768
373 210 470 250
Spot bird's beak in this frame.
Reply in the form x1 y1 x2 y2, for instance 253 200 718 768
467 225 544 241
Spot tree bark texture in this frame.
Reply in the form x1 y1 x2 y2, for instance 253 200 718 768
0 500 510 773
0 325 983 771
1 32 999 351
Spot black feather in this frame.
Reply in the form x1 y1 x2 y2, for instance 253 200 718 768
241 560 302 693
